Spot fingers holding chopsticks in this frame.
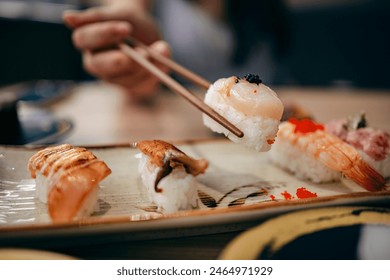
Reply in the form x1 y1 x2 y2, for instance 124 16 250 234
63 6 121 28
63 4 160 44
81 40 170 98
71 21 131 51
86 41 171 98
63 4 171 98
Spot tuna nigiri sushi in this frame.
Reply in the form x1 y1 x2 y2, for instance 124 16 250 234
269 118 386 192
134 140 208 213
203 74 284 152
28 144 111 223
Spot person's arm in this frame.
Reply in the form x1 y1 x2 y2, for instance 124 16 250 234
63 0 170 100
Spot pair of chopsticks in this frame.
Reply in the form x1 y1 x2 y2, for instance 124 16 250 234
118 37 244 138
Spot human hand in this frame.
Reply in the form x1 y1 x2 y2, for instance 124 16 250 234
63 4 171 100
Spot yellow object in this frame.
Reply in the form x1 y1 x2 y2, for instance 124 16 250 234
0 248 76 260
219 206 390 260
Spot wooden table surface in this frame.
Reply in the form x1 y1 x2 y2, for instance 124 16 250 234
49 82 390 146
3 82 390 260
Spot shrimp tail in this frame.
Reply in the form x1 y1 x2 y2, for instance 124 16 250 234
343 159 386 192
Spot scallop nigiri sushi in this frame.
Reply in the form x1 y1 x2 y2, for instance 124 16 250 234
28 144 111 223
203 74 284 152
134 140 208 213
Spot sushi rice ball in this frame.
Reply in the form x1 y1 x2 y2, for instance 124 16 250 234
203 74 284 152
135 140 208 213
28 144 111 223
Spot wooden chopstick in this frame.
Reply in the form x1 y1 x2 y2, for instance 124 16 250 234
118 42 244 138
125 37 211 89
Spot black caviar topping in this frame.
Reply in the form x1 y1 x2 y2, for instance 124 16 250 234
243 74 262 85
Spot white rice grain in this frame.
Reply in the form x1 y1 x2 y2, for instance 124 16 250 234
138 155 198 213
269 137 341 183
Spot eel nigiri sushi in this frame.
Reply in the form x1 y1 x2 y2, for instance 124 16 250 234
28 144 111 223
134 140 208 213
326 113 390 179
269 118 386 192
203 74 284 152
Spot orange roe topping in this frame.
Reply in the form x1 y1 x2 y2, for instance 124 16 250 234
270 195 276 201
288 118 324 134
296 187 317 199
281 191 294 200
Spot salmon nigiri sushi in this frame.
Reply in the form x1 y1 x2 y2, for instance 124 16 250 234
28 144 111 223
134 140 208 213
203 74 284 152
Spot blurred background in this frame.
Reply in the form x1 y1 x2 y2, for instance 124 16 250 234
286 0 390 89
0 0 389 145
0 0 389 88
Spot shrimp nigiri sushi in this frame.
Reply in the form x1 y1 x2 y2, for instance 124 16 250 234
134 140 208 213
269 118 386 192
28 144 111 223
326 113 390 179
203 74 284 152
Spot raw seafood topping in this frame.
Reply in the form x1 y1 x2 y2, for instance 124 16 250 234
288 118 324 134
325 113 389 161
203 75 283 152
243 74 262 85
